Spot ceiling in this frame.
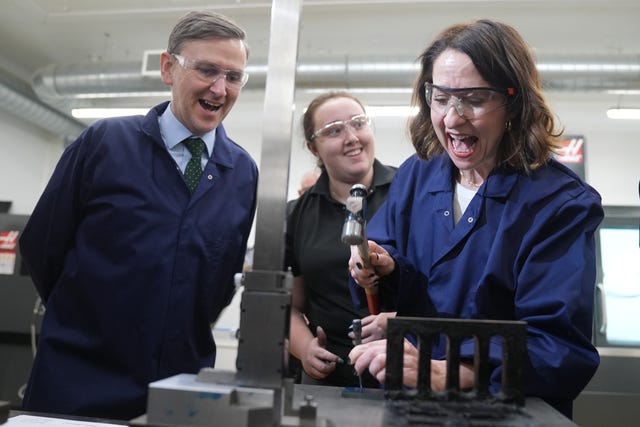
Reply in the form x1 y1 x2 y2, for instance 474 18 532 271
0 0 639 137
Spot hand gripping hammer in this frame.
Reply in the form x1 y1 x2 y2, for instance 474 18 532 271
341 184 380 314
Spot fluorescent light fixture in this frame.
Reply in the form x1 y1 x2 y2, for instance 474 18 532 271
606 108 640 120
302 87 412 95
72 108 150 119
73 91 170 99
606 89 640 96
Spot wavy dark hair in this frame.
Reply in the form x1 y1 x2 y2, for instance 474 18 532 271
408 19 562 172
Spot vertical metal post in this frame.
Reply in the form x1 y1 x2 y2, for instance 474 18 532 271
251 0 301 274
235 0 302 393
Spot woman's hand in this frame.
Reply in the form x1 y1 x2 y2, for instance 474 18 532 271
348 241 395 289
429 359 475 391
349 312 397 344
301 326 342 380
348 339 475 390
348 338 418 386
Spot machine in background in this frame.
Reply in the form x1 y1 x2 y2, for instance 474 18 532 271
0 213 41 409
574 205 640 426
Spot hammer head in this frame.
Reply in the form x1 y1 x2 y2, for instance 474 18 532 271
341 184 368 245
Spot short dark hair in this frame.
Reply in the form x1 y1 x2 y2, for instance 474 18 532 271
409 19 561 172
168 11 249 59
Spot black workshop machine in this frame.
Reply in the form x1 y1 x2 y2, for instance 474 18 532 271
131 1 579 426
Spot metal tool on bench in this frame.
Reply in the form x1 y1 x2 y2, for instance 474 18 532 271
341 184 380 315
350 319 364 392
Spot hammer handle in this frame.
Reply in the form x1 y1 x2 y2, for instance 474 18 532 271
356 240 380 315
357 240 372 270
365 286 380 315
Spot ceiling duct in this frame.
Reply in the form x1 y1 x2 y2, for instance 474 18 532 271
19 54 640 140
31 54 640 102
0 70 86 141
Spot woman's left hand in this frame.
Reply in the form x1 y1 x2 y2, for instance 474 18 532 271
348 338 419 387
348 339 475 390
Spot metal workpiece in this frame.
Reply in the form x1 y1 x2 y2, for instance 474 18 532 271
385 317 527 404
383 317 535 426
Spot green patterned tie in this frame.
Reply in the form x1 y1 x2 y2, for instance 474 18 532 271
183 137 206 193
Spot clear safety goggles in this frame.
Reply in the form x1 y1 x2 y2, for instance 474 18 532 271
172 54 249 88
311 114 371 140
425 83 515 119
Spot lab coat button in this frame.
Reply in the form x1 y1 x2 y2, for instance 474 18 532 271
444 210 450 216
467 217 474 223
207 174 213 180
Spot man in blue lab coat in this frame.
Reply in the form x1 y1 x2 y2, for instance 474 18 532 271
19 11 257 420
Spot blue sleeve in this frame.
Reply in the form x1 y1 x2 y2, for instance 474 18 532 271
459 187 603 407
19 134 88 303
510 191 602 401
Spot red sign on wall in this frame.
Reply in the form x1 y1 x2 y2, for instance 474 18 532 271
553 135 586 180
0 230 19 274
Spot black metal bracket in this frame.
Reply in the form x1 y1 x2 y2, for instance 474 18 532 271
385 317 527 406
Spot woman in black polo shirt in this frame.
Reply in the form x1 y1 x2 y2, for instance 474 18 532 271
285 91 397 387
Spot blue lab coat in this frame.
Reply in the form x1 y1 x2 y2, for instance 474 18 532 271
19 102 258 419
354 153 603 418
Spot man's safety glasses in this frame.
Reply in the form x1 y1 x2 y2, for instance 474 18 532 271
172 54 249 89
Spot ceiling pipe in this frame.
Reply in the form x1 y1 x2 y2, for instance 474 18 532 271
31 55 640 102
17 54 640 140
0 72 86 141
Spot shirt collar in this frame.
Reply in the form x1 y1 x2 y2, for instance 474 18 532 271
312 159 395 198
434 154 518 198
158 102 216 157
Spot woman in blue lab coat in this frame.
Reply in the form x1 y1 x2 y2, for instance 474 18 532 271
347 19 603 419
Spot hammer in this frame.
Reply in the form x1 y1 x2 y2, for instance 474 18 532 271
341 184 380 315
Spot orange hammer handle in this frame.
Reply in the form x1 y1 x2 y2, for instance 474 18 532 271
365 286 380 315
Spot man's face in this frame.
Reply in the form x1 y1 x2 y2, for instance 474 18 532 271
160 37 247 135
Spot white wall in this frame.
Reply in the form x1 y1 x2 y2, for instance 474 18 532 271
549 93 640 206
0 113 65 214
